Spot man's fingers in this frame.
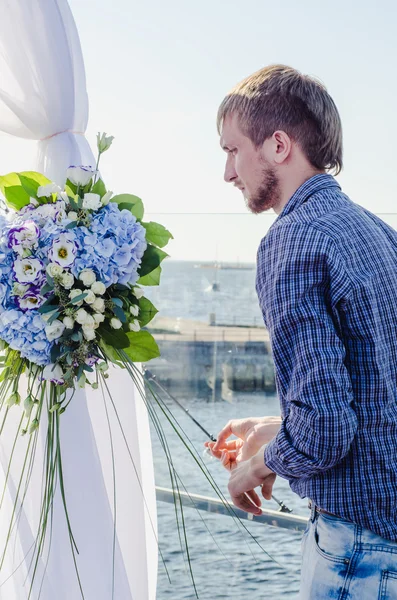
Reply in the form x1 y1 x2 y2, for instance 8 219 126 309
261 473 277 500
213 421 235 451
220 450 238 470
246 488 262 507
230 493 262 515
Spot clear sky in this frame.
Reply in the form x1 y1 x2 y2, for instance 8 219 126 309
1 0 396 262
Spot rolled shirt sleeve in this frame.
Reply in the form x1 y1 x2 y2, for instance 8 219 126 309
257 223 358 480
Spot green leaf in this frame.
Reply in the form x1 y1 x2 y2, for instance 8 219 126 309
112 304 127 323
66 179 78 195
98 325 130 349
18 173 51 198
50 344 62 363
69 292 88 304
91 178 106 198
124 330 160 362
111 194 144 220
141 221 173 248
65 221 78 229
138 297 158 327
98 340 124 367
40 284 53 295
47 310 61 325
4 186 30 211
138 244 168 278
38 304 58 314
137 265 162 286
111 297 123 307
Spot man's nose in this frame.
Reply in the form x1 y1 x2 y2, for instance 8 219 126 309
224 160 237 183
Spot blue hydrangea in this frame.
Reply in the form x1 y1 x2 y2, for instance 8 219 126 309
71 204 147 286
0 309 52 365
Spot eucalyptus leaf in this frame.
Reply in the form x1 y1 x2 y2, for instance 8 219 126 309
112 304 127 323
69 292 88 304
111 297 123 307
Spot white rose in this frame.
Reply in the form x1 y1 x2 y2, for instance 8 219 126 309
93 313 105 324
67 166 96 187
46 263 64 278
110 318 122 329
75 308 89 325
129 305 139 316
91 281 106 295
82 325 96 341
84 290 96 305
133 287 144 299
93 297 105 312
45 319 65 341
101 191 113 206
37 183 61 198
82 193 101 211
68 211 78 221
79 269 96 287
61 272 74 289
63 316 75 329
129 319 141 332
69 288 84 306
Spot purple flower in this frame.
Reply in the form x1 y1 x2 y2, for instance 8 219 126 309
16 291 45 311
8 221 40 255
13 257 44 284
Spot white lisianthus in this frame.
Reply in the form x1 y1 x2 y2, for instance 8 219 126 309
79 269 96 287
75 308 89 325
46 263 64 278
93 313 105 324
133 287 144 299
91 281 106 295
84 290 96 305
69 288 84 306
67 165 96 187
110 318 122 329
93 297 105 312
129 305 139 316
82 325 96 341
13 258 43 284
82 193 102 211
37 183 61 198
51 233 77 267
45 319 65 341
129 319 141 332
101 191 113 206
63 316 75 329
12 283 30 297
61 272 74 289
42 363 64 385
97 132 114 153
68 211 78 221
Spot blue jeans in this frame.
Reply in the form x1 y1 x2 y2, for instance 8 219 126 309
299 504 397 599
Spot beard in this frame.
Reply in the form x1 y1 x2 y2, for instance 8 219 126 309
245 164 281 214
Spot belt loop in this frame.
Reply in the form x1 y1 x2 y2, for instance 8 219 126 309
310 501 316 522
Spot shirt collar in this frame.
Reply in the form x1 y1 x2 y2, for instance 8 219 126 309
273 173 341 226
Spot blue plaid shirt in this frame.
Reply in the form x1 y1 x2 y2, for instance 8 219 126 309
256 173 397 541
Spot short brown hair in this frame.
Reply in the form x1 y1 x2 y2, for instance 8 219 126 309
217 64 343 175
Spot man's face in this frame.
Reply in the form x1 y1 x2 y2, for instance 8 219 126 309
220 113 281 214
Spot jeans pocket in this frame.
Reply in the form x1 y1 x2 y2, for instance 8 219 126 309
314 513 355 563
379 570 397 600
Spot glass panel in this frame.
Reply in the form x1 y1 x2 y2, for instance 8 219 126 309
144 212 397 599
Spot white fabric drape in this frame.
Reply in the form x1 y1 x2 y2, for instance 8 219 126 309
0 0 95 185
0 1 158 598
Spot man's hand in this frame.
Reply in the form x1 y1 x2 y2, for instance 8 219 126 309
204 416 281 468
227 448 276 515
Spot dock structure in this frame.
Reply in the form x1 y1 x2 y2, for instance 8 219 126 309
146 316 276 401
150 316 271 345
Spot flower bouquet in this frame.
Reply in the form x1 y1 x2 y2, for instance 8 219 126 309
0 133 174 595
